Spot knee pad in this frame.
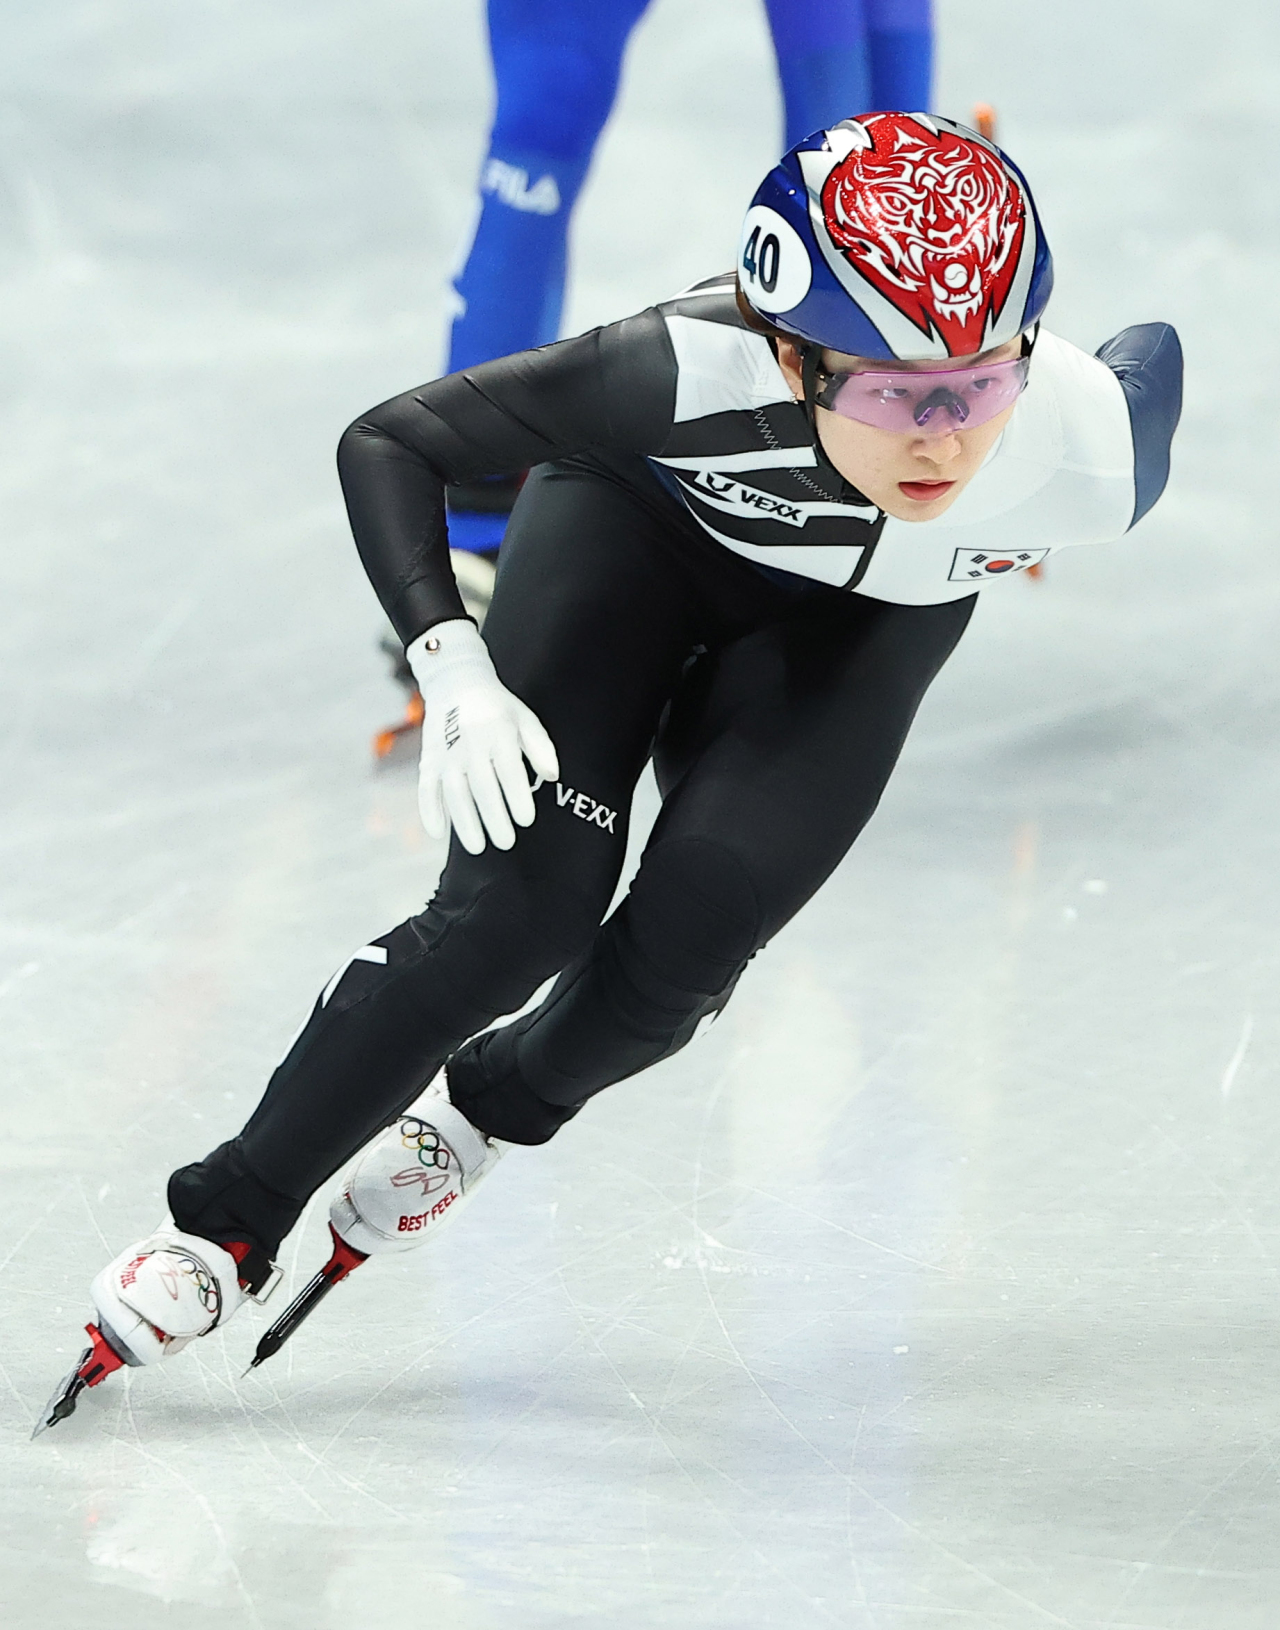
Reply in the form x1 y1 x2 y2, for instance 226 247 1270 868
437 842 762 1123
620 837 763 1006
469 840 762 1112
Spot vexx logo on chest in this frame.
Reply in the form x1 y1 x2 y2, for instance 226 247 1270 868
686 471 805 525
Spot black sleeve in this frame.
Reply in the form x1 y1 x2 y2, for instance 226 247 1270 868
1094 322 1183 528
337 308 679 644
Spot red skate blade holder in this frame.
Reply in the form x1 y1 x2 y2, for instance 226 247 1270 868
32 1322 129 1439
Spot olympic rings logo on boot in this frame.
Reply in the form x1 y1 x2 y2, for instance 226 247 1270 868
328 1088 502 1258
399 1117 453 1174
156 1252 220 1317
120 1248 220 1319
384 1115 459 1200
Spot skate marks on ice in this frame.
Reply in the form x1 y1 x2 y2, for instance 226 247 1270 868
9 913 1280 1629
676 1072 1067 1630
10 791 1280 1630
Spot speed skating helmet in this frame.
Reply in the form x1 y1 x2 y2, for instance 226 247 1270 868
739 111 1053 361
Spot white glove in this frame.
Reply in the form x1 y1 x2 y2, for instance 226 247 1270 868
406 619 559 855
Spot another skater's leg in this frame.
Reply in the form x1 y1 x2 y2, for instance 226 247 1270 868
446 0 651 551
763 1 934 155
866 0 933 113
449 0 651 372
448 591 974 1139
764 0 872 152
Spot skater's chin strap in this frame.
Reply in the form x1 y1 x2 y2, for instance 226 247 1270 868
794 342 876 511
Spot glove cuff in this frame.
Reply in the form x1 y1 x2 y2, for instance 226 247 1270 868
405 619 494 693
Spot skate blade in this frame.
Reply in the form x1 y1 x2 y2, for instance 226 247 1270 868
31 1344 94 1439
243 1225 368 1374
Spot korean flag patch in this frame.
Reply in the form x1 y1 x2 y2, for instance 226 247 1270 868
949 548 1049 582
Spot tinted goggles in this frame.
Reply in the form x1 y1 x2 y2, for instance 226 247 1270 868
814 354 1030 436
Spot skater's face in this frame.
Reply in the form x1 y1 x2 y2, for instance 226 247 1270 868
775 337 1025 522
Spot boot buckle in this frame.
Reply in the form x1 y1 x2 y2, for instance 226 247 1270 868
247 1261 284 1305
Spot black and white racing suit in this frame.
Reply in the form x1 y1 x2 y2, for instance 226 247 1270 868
169 276 1183 1259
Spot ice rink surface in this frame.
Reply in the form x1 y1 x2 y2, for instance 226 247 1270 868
2 1 1279 1624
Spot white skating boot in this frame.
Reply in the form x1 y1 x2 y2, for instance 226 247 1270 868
34 1227 276 1436
331 1077 502 1253
246 1075 502 1371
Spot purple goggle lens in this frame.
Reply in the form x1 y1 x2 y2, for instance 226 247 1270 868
815 355 1030 436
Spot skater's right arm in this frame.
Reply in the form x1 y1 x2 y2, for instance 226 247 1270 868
338 309 677 856
337 309 678 647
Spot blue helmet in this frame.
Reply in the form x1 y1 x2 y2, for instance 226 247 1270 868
739 112 1053 361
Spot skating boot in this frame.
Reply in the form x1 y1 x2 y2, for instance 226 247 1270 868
247 1076 502 1371
34 1227 278 1436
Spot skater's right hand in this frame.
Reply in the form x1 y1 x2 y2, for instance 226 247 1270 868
406 619 558 855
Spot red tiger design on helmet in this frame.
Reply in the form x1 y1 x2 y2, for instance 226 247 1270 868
820 113 1026 356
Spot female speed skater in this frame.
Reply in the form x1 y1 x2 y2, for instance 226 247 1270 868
446 0 935 554
38 111 1183 1432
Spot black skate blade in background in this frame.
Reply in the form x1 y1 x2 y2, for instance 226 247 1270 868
31 1344 95 1438
244 1225 368 1375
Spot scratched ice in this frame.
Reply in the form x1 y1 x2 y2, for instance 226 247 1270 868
2 2 1280 1627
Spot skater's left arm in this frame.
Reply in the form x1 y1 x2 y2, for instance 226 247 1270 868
1094 322 1183 527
